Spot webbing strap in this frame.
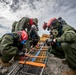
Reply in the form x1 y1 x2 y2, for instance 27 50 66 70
31 46 43 62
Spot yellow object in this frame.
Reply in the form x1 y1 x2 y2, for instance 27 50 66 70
42 34 50 38
42 46 48 49
40 34 50 42
19 61 46 67
25 54 46 58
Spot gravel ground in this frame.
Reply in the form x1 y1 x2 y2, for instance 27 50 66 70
0 54 71 75
43 54 71 75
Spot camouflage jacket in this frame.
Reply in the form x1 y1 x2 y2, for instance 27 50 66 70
0 33 23 56
56 25 76 43
11 21 18 32
15 17 30 32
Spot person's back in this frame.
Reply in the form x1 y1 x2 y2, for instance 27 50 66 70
15 17 30 32
56 24 76 42
11 21 18 32
14 17 38 33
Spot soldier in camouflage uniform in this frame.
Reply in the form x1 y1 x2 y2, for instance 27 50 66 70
29 25 40 47
0 30 28 67
12 17 38 33
46 18 76 75
11 17 38 52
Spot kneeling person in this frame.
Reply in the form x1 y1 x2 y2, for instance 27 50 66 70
0 30 28 67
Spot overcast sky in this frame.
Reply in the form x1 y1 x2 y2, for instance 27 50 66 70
0 0 76 37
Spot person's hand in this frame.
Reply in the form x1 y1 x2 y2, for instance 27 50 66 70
53 39 56 43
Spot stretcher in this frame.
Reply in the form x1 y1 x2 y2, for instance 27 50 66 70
6 34 49 75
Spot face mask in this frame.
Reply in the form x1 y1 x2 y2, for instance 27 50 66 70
51 29 58 38
51 22 60 29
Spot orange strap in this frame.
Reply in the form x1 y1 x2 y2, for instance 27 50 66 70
19 61 46 67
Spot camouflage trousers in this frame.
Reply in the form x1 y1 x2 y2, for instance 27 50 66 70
48 43 76 69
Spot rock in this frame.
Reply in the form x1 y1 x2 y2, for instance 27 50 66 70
2 68 8 74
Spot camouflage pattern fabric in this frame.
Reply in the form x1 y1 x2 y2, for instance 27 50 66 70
15 17 30 32
49 25 76 69
0 33 22 62
11 21 18 32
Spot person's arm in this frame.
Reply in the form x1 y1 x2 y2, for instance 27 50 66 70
56 30 76 43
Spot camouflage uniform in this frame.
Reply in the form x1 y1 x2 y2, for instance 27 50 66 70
0 33 25 63
11 17 38 51
11 21 18 32
50 25 76 69
29 29 40 47
15 17 30 33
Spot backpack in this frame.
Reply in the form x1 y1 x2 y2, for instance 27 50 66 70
11 21 18 32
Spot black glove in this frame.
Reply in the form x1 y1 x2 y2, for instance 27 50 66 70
46 39 56 46
46 39 52 46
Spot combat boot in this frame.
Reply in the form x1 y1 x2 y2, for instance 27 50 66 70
0 59 11 67
62 70 76 75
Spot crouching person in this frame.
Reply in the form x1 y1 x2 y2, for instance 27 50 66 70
29 25 40 47
46 18 76 75
0 30 28 67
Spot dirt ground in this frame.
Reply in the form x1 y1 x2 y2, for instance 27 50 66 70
43 54 71 75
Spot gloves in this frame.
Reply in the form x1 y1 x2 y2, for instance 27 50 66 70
46 39 56 46
46 39 53 46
